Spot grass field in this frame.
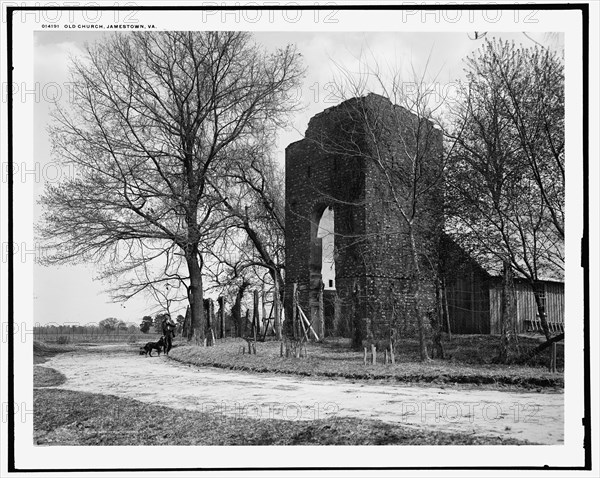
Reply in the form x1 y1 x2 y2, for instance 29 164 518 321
169 335 563 390
34 341 77 364
34 388 533 446
34 366 67 387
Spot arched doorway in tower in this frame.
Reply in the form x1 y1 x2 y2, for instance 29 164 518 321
309 205 336 338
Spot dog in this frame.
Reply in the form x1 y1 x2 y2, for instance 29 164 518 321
141 336 166 357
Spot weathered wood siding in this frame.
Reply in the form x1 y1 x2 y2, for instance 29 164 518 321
440 236 564 335
448 278 565 335
544 282 565 332
489 281 564 333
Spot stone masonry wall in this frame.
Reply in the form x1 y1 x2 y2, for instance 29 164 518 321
285 94 443 346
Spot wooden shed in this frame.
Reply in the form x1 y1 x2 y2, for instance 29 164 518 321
486 278 564 334
440 236 564 335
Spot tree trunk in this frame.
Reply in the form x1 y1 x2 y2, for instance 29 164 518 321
233 283 247 337
244 309 250 336
431 278 445 359
525 332 564 359
408 228 430 361
261 286 267 337
498 262 519 363
218 296 225 339
351 280 364 349
532 281 552 341
182 306 191 339
253 289 260 339
204 298 214 345
185 250 205 343
441 278 452 340
273 277 282 340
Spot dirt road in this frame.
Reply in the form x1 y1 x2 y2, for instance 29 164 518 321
42 346 563 444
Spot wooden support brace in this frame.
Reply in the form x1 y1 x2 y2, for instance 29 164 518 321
298 310 309 342
297 306 319 341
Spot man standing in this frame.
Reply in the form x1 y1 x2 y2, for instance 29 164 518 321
161 315 176 355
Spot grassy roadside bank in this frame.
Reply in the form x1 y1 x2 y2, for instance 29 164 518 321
34 366 67 387
34 341 77 365
33 337 564 389
34 388 532 446
169 337 563 390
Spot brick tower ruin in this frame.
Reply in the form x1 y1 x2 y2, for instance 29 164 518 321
284 94 443 346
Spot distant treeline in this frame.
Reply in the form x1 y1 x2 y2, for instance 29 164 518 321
34 323 161 344
34 324 141 336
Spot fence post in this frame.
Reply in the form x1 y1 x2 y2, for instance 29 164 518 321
253 289 260 341
261 285 267 336
274 276 282 340
292 283 298 340
318 281 325 341
218 296 225 339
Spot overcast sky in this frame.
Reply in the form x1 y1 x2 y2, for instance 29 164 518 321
33 30 563 326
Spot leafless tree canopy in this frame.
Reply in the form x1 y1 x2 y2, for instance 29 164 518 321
445 39 564 341
38 31 304 338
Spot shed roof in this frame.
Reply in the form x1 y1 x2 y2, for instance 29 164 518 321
441 233 564 283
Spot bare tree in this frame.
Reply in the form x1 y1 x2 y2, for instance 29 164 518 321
103 240 189 319
445 39 564 344
208 147 286 338
38 32 303 342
